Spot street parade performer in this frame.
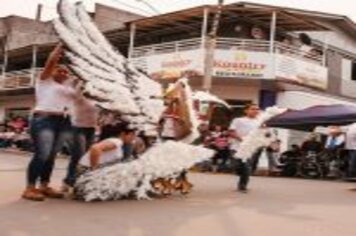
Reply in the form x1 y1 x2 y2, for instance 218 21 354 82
27 0 283 202
45 0 214 202
22 44 75 201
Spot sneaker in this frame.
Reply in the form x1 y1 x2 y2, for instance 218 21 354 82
40 187 64 199
22 188 45 201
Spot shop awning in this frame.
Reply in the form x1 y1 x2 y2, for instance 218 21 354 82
266 104 356 131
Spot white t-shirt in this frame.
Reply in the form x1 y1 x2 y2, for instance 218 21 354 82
80 138 124 167
34 78 75 113
345 123 356 150
229 116 260 151
71 95 98 128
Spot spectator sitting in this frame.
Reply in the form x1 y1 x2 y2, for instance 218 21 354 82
280 144 302 162
209 125 230 172
13 128 32 151
301 133 323 155
267 139 283 173
0 127 16 148
325 126 345 151
7 116 28 132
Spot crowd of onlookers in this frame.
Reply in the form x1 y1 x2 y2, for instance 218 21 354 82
0 116 32 151
194 121 356 180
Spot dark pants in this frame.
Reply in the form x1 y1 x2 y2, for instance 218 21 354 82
236 159 251 190
27 114 72 186
212 148 230 167
348 150 356 177
64 127 95 186
235 147 266 190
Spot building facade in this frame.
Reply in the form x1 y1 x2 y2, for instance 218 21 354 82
1 2 356 144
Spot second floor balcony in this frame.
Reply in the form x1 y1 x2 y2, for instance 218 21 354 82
0 68 41 91
130 37 328 90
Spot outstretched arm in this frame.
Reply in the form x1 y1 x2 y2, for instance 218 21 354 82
39 43 63 80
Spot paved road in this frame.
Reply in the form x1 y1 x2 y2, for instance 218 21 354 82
1 151 356 236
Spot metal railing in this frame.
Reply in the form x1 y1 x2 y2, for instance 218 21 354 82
0 68 42 90
131 38 202 58
131 37 324 64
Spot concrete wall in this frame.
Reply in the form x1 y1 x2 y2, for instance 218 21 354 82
307 26 356 55
94 4 142 32
211 84 260 103
326 50 343 94
0 16 57 51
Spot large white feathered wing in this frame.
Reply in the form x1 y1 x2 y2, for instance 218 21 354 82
54 0 164 132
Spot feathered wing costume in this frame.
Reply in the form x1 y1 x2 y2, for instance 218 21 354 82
53 0 213 201
235 107 287 161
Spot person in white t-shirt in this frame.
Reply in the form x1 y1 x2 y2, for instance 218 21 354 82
229 103 260 193
23 44 76 201
79 124 136 170
63 82 99 189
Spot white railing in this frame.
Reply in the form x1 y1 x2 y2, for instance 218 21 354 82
215 38 270 52
131 37 324 64
131 38 202 58
0 68 42 90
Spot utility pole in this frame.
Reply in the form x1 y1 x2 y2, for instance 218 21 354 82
203 0 224 92
31 3 42 86
1 21 10 80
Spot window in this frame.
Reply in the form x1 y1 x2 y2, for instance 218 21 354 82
351 61 356 81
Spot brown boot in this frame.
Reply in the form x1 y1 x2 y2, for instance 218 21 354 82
22 187 45 201
40 186 64 199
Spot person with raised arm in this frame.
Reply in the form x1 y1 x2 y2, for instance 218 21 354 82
22 44 75 201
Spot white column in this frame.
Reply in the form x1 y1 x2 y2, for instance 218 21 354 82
201 7 209 49
269 11 277 53
322 32 328 66
31 45 38 85
128 23 136 60
31 4 42 86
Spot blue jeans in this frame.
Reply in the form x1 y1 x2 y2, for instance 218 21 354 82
64 127 95 186
27 114 72 186
348 150 356 177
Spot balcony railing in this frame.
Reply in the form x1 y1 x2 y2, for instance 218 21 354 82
0 68 42 90
131 38 202 58
131 37 324 64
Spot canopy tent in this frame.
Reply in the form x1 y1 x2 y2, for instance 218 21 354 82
266 104 356 131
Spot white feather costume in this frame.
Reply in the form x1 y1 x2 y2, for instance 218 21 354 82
54 0 214 201
235 107 287 161
75 141 214 201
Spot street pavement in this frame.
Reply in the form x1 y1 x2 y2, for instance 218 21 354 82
1 150 356 236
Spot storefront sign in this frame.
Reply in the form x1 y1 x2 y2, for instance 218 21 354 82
212 50 274 79
275 54 328 89
143 48 328 90
146 49 204 80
